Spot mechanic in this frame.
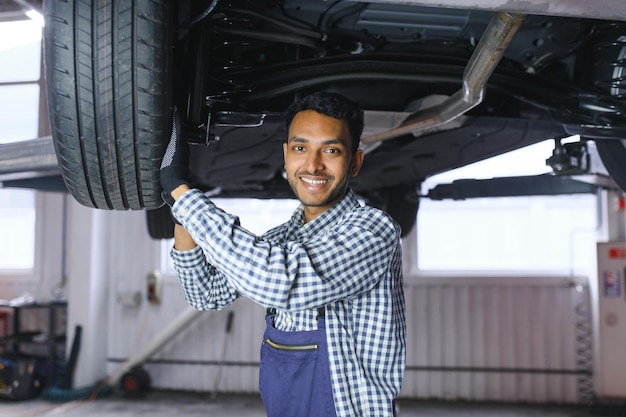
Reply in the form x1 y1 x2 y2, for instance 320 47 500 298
160 92 406 417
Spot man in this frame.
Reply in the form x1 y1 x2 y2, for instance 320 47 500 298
160 92 406 416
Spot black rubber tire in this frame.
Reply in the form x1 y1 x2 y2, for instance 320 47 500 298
384 184 420 238
590 31 626 191
597 140 626 189
146 205 175 240
43 0 172 210
367 184 420 237
120 366 152 397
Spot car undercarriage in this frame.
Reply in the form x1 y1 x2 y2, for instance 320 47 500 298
1 0 625 237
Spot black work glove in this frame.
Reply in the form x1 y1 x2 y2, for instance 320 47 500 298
160 107 190 206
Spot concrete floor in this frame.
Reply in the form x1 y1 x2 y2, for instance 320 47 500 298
0 390 609 417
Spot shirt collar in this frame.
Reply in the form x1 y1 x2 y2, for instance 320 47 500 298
289 189 360 237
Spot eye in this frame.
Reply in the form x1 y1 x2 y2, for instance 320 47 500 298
292 145 306 152
325 147 341 154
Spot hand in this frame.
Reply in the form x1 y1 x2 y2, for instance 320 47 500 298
160 107 190 206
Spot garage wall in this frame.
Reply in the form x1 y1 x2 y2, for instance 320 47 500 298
4 195 593 403
107 295 266 393
95 206 592 403
107 277 589 403
402 280 591 402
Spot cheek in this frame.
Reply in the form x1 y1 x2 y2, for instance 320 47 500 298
283 158 297 175
348 160 356 176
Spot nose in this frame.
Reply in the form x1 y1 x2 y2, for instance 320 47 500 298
305 151 324 173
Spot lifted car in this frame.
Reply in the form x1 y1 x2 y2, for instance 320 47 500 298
41 0 626 236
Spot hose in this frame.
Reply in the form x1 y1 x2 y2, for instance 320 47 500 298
40 359 113 402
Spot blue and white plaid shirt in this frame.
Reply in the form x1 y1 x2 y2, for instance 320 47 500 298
170 188 406 416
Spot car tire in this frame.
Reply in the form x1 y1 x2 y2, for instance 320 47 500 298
146 205 175 240
596 140 626 190
367 184 420 237
43 0 172 210
591 32 626 191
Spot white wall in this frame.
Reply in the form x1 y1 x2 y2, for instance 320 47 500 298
64 201 163 387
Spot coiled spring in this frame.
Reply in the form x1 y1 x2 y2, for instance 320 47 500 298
594 34 626 99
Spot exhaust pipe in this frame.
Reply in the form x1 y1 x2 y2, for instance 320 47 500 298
362 12 526 144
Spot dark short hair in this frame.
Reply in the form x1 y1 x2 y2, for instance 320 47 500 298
285 92 364 154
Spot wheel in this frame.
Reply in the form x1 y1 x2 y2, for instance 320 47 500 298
590 30 626 191
596 139 626 190
146 205 176 240
366 184 420 237
384 184 420 238
120 366 151 397
43 0 172 210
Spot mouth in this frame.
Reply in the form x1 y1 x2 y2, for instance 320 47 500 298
297 174 333 192
301 177 329 185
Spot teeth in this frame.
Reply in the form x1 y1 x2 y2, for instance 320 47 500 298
302 177 327 185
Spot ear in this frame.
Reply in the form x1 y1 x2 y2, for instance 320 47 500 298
283 142 288 161
350 149 364 177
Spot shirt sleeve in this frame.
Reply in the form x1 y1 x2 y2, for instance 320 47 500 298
170 243 240 311
172 189 399 312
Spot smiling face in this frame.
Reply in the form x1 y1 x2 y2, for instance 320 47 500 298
284 110 364 222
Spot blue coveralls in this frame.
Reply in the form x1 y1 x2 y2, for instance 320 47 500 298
259 309 338 417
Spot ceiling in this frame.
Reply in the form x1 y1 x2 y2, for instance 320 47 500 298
0 0 42 22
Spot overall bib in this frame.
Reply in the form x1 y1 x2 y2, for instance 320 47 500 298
259 310 338 417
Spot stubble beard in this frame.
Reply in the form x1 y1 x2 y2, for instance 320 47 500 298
289 171 349 210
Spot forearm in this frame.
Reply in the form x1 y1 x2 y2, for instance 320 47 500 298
171 184 190 202
174 223 197 250
170 189 239 310
171 246 239 310
171 184 197 251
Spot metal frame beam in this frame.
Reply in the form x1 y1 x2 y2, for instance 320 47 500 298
368 0 626 21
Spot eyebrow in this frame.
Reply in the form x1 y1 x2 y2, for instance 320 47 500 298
288 136 346 146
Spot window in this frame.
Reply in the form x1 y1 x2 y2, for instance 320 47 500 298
0 19 42 144
417 194 597 273
0 189 36 270
0 20 42 82
0 84 40 142
0 19 43 271
416 139 598 275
